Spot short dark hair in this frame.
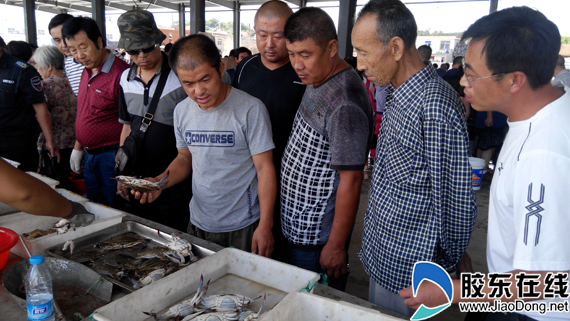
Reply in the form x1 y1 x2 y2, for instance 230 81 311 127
7 41 33 62
345 56 357 69
169 34 221 74
418 44 432 61
462 6 560 89
228 49 236 58
357 0 417 50
164 43 173 54
48 13 74 32
433 63 438 69
62 16 103 50
284 7 337 49
556 55 566 67
235 47 252 57
0 36 6 51
452 56 463 66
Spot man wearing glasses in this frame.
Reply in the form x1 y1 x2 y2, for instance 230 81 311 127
116 10 191 229
62 17 129 207
401 7 570 321
351 0 475 316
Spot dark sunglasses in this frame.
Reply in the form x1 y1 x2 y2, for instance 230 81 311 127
126 45 157 56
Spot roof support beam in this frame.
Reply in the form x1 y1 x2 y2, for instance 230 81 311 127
190 0 206 34
77 0 132 11
23 0 37 45
489 0 498 12
92 0 106 45
179 3 186 39
36 0 93 12
35 4 68 14
233 1 240 47
206 0 233 9
337 0 356 58
133 0 178 11
285 0 301 7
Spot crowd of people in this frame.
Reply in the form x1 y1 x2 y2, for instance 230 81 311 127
0 0 568 320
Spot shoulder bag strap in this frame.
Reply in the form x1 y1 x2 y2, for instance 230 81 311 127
136 62 171 137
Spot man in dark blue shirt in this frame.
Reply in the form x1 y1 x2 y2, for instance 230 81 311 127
0 36 58 171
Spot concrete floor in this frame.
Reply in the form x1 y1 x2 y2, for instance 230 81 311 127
344 170 492 320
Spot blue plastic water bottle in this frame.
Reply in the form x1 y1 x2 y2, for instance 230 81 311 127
25 255 55 321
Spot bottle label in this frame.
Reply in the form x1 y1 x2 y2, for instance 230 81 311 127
27 300 53 320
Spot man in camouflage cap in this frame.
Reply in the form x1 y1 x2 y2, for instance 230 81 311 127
116 10 192 230
118 10 166 52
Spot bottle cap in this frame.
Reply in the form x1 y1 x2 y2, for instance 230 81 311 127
29 255 44 265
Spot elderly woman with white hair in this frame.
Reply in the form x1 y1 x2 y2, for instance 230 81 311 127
32 45 77 189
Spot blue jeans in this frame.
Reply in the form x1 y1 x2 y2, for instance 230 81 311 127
287 245 349 291
84 150 118 207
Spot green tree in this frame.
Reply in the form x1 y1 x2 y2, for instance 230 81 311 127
206 18 220 31
562 36 570 44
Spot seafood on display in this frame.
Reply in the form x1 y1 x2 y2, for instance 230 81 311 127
62 240 75 255
159 232 196 265
202 294 254 310
21 228 55 239
113 172 169 194
54 218 75 235
181 309 239 321
94 232 150 250
138 268 167 287
144 275 210 321
145 275 268 321
182 293 267 321
92 261 125 280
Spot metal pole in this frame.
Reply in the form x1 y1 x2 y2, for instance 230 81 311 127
179 3 186 39
92 0 106 46
23 0 37 46
190 0 206 34
300 0 307 8
489 0 498 13
233 1 240 48
337 0 356 58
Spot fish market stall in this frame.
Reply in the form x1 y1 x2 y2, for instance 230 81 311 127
0 184 406 320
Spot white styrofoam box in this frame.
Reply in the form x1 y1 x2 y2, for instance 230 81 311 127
56 188 89 203
26 172 60 189
263 291 404 321
0 202 18 215
2 201 125 258
2 157 20 167
93 248 320 321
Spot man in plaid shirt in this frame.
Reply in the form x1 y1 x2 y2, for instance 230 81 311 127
281 7 373 291
352 0 476 315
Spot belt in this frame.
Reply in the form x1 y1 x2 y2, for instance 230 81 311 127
84 144 119 155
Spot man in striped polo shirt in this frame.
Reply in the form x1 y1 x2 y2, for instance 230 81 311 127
116 10 192 230
48 14 84 95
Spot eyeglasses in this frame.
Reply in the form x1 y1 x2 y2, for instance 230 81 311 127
126 44 158 56
462 57 506 85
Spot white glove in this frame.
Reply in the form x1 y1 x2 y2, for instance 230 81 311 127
70 149 84 174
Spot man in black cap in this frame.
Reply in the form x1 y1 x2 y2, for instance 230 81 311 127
116 10 192 230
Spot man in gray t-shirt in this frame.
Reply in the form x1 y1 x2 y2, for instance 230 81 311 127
282 8 373 291
134 34 277 257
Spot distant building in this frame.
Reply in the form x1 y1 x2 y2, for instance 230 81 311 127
416 36 461 63
210 31 234 56
159 28 191 45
